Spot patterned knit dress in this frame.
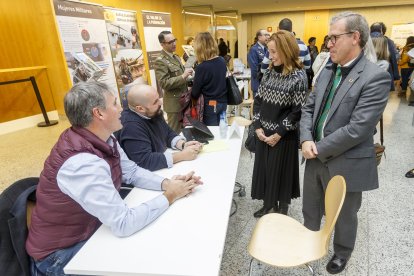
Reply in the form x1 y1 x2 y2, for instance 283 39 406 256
251 65 307 207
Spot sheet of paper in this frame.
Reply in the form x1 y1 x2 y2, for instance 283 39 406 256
228 121 242 139
201 140 229 153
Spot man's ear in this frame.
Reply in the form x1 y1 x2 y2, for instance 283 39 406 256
92 107 103 119
136 105 145 113
353 31 361 45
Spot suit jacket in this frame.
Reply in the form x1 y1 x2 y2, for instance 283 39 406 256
247 43 267 92
154 50 187 113
0 178 38 276
300 55 390 192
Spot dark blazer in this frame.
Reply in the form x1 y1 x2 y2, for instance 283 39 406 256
300 55 390 192
248 43 268 93
0 178 38 276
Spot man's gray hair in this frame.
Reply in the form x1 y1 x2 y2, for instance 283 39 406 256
330 11 369 48
64 81 112 127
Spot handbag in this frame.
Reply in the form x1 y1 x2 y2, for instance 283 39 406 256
226 68 243 105
244 124 256 153
179 87 204 127
374 116 385 166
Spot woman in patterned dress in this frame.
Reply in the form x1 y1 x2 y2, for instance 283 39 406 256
251 30 308 217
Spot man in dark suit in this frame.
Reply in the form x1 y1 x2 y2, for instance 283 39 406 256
247 29 269 96
155 31 193 133
300 12 390 274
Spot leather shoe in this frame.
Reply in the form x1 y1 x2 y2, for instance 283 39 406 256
405 169 414 178
253 206 272 218
409 102 414 107
326 255 348 274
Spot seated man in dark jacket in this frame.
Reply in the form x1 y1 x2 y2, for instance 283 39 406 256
118 84 203 171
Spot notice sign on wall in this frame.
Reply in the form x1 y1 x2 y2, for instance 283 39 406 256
53 0 118 95
141 11 171 93
391 23 414 47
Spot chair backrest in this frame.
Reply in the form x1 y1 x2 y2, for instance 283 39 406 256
0 177 38 276
320 175 346 248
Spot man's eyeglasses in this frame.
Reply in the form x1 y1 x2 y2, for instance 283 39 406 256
163 39 177 45
327 32 355 44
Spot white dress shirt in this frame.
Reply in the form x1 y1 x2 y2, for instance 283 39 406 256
56 138 169 237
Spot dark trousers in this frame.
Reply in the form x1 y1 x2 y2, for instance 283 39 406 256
166 112 181 134
401 68 414 90
203 102 227 126
303 158 362 259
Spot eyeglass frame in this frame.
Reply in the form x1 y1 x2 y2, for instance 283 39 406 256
163 38 177 45
327 32 355 45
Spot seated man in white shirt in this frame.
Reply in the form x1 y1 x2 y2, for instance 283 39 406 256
118 84 203 171
26 81 202 275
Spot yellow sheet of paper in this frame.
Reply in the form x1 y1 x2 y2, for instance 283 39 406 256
201 140 229 153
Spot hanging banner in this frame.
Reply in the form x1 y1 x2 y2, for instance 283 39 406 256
53 0 118 95
141 11 172 94
104 7 145 107
391 23 414 47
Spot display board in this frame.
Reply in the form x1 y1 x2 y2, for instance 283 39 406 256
391 23 414 47
104 7 145 107
141 11 171 94
53 0 118 95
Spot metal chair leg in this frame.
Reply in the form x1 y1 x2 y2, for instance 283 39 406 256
305 263 315 275
248 258 254 276
234 181 246 197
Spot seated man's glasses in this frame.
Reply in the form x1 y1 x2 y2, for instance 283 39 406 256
327 32 355 44
163 39 177 45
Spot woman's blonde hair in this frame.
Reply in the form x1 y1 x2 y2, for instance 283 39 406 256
194 32 219 63
268 30 302 75
372 36 389 61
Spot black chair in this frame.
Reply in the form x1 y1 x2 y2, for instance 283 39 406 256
0 177 38 276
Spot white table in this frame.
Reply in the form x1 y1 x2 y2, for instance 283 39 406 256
64 126 244 276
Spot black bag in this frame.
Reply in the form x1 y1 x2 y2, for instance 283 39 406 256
244 124 256 153
226 73 243 105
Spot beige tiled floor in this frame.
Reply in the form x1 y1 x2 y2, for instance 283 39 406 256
1 92 414 275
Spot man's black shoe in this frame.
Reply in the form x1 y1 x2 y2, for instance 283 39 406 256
326 255 348 274
405 169 414 178
253 206 272 218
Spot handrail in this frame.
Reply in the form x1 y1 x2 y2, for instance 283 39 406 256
0 66 47 74
0 67 58 127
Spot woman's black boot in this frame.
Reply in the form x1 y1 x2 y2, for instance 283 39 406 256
279 202 289 215
253 206 272 218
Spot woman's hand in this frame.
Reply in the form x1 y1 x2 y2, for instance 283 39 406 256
255 128 267 142
265 133 281 147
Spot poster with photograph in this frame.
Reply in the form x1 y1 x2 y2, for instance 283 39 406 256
142 11 171 94
53 0 118 95
104 7 145 107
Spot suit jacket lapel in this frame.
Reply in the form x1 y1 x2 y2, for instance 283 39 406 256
325 57 365 124
313 68 331 125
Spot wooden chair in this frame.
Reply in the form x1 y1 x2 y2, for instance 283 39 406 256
227 116 252 127
247 175 346 275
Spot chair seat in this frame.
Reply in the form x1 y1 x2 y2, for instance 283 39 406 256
228 116 252 126
248 213 326 267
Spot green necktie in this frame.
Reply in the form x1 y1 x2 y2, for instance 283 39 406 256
315 66 342 141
